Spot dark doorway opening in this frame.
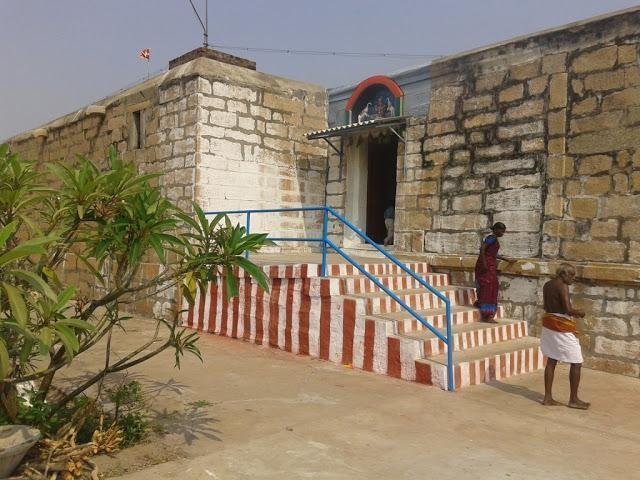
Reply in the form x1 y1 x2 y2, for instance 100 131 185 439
366 135 398 244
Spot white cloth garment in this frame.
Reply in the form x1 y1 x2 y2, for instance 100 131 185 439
540 313 583 364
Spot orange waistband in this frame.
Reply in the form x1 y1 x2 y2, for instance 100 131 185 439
542 313 577 333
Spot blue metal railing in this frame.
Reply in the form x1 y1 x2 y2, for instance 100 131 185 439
206 206 455 391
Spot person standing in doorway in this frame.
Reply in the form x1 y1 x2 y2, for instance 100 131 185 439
474 222 514 322
541 263 590 409
383 205 394 246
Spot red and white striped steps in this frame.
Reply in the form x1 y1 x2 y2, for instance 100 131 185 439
182 261 543 390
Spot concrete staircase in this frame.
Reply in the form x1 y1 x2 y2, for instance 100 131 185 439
183 259 544 390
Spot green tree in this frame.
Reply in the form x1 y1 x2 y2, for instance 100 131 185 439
0 144 270 421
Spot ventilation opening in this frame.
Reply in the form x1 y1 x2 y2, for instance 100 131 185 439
131 110 145 149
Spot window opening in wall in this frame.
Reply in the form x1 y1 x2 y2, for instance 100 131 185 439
131 110 145 149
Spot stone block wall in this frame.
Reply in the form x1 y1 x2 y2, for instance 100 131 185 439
5 57 329 316
395 9 640 377
191 63 328 244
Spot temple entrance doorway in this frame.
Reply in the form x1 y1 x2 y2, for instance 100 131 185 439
366 135 397 244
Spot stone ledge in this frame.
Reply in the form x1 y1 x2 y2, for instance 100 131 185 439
396 253 640 285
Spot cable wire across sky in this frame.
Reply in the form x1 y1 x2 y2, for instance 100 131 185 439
210 44 444 59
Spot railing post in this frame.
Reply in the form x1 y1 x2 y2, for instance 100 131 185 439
321 207 328 277
445 299 455 392
245 212 251 260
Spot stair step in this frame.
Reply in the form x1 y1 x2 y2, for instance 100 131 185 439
373 305 505 331
401 319 529 355
348 286 476 314
416 337 543 390
326 262 431 277
335 273 449 294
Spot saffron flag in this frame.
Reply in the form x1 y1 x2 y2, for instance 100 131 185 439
139 48 151 61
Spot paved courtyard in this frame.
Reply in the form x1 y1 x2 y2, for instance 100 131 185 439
70 319 639 480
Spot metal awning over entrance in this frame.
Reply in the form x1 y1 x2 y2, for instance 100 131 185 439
306 116 406 141
306 116 406 158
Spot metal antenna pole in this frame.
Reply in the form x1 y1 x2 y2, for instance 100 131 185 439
187 0 209 47
204 0 209 47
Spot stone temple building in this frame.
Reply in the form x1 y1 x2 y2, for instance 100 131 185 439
6 7 640 382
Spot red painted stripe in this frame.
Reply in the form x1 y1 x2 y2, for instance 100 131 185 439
342 299 356 365
387 337 401 378
415 361 432 385
363 319 375 371
208 282 218 333
242 280 251 340
219 280 228 336
197 289 206 331
299 278 310 355
269 278 282 348
284 278 294 352
499 353 507 378
255 284 264 345
455 365 462 389
319 280 331 360
231 291 240 338
470 360 476 386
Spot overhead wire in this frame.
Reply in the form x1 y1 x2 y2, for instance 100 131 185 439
209 44 443 59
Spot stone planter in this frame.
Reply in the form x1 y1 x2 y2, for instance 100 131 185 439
0 425 41 478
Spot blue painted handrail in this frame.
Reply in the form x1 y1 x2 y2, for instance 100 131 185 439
205 206 455 391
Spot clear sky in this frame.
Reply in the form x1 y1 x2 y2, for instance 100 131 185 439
1 0 639 140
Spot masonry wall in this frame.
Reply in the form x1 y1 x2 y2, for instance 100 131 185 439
189 62 328 242
395 9 640 377
5 57 329 317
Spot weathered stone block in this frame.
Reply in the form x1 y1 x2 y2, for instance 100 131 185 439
584 70 625 91
622 219 640 238
464 112 497 129
494 210 540 232
594 337 640 360
613 173 629 193
499 173 542 189
452 194 482 212
602 86 640 111
569 198 598 218
497 121 544 139
527 76 548 95
549 73 568 109
485 189 541 211
227 100 248 114
224 129 261 145
505 99 545 120
424 231 480 255
444 165 467 178
473 157 536 174
563 240 626 262
431 214 489 230
624 66 640 88
548 137 566 154
238 116 255 131
209 110 237 128
470 131 485 144
463 178 485 191
250 105 272 120
499 232 540 257
209 138 243 161
462 94 494 112
569 127 640 154
542 53 567 74
426 151 449 165
453 150 471 162
578 155 613 175
544 196 564 217
521 137 545 153
618 44 637 64
572 78 585 96
200 96 226 109
571 46 617 73
475 71 507 92
583 176 611 195
548 109 566 136
573 96 598 115
603 195 640 217
499 84 524 103
429 85 463 120
475 143 514 158
570 111 624 134
510 59 541 81
427 120 456 136
211 82 257 102
425 134 465 151
591 219 618 238
543 220 576 238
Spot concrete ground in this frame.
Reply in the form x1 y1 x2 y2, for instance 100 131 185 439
67 319 639 480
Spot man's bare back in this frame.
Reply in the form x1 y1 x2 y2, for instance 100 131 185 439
543 277 570 314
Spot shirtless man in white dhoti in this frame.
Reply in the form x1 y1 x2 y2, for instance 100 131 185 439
541 263 590 409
